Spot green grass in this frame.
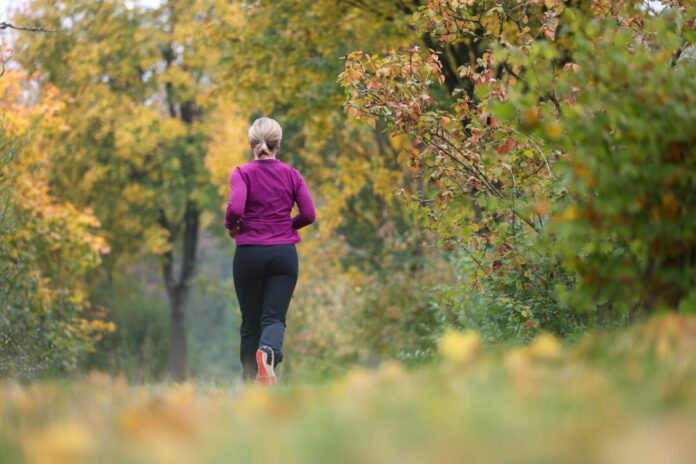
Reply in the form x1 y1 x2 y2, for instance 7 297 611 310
1 314 695 464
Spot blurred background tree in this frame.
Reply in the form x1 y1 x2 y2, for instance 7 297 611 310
13 0 250 380
0 70 112 378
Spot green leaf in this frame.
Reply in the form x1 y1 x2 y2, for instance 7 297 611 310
490 102 517 123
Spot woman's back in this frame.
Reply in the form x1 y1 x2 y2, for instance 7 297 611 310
225 158 315 245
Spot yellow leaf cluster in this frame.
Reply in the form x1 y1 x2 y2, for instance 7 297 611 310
438 329 482 364
205 106 250 199
22 421 95 464
143 226 174 256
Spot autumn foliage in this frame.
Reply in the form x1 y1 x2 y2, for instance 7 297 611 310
1 1 696 461
1 71 113 377
1 0 695 381
339 0 696 337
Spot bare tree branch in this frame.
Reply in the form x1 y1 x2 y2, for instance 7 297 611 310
0 21 58 33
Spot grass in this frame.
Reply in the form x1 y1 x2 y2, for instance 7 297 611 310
1 313 695 464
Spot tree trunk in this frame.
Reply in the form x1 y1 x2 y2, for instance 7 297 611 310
167 290 188 381
160 201 200 381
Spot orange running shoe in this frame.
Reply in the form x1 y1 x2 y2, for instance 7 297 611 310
255 346 276 386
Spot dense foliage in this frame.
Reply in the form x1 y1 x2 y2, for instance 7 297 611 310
535 10 696 314
1 0 694 382
0 72 112 378
339 0 695 346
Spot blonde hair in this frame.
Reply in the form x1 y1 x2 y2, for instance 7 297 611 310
248 117 283 159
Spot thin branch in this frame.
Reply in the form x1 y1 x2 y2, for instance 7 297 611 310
545 92 563 117
507 127 555 179
0 21 58 33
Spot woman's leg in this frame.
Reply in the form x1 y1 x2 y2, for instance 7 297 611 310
233 245 268 380
259 244 299 366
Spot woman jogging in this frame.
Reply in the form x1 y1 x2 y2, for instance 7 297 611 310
225 117 316 385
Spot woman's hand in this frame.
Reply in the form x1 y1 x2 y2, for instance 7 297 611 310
228 224 241 238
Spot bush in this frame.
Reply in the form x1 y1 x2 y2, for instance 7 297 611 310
499 8 696 315
1 124 110 379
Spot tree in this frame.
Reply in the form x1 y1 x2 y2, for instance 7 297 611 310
338 0 571 338
339 0 696 335
0 70 113 378
14 0 237 380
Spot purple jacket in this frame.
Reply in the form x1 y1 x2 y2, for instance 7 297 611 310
224 158 316 245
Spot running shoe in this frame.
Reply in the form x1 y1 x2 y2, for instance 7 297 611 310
255 346 276 385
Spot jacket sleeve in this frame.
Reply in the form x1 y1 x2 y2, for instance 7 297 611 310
291 171 316 230
225 168 247 229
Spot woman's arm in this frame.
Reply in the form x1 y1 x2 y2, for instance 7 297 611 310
225 168 247 230
291 172 316 230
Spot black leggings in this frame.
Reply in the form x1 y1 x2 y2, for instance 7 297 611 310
232 243 298 380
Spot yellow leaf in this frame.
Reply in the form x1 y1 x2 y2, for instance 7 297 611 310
22 421 95 464
439 329 481 364
546 121 562 140
527 333 563 360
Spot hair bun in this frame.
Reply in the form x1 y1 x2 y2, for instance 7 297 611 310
248 117 282 158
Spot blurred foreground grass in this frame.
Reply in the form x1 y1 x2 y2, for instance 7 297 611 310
2 314 695 464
